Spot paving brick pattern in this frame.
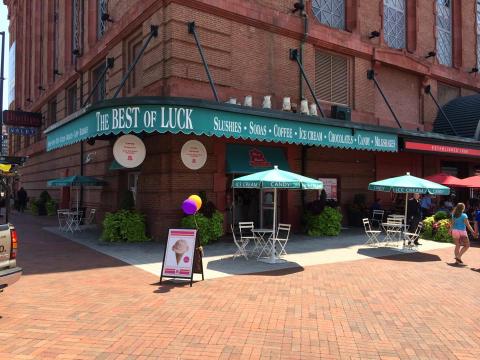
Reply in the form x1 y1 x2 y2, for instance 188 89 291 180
1 214 480 359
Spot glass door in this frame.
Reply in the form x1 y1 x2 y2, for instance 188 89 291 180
260 189 279 229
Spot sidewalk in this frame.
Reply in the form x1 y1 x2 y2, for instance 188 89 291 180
41 215 453 280
3 212 480 359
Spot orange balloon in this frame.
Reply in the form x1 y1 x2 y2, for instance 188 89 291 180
188 195 202 210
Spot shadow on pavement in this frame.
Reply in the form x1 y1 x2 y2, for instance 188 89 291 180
206 256 304 277
357 247 442 262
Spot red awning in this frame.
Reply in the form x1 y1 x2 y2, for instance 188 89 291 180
456 175 480 188
424 173 465 187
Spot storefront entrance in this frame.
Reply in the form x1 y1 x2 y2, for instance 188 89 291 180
229 182 280 229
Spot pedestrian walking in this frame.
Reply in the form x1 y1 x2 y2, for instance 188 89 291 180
407 193 422 245
449 202 476 265
17 187 28 213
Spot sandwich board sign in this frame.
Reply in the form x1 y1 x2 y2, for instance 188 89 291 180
160 229 204 287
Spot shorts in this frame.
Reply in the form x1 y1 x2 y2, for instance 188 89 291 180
451 229 467 238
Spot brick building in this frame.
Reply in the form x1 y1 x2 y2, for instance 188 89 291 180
3 0 480 238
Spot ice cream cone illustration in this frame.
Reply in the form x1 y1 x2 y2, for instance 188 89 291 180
172 239 189 265
175 253 183 264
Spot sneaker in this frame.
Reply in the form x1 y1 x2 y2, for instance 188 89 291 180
456 257 463 264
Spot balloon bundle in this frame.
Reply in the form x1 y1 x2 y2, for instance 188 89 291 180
182 194 202 215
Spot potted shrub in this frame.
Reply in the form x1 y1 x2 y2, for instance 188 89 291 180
101 210 150 242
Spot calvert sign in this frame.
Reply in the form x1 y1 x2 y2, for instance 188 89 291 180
404 141 480 157
46 102 398 152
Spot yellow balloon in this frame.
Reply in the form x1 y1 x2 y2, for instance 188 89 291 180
188 195 202 210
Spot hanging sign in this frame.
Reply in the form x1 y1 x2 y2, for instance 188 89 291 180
3 110 42 127
160 229 203 287
9 127 37 136
181 140 207 170
112 134 146 168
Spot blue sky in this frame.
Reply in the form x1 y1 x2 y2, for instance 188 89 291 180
1 3 10 110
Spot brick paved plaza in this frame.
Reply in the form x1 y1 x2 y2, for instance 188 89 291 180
1 214 480 360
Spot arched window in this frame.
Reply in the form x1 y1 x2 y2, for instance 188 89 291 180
384 0 406 49
436 0 452 66
312 0 345 30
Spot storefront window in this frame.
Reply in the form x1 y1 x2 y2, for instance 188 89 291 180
436 0 452 66
384 0 406 49
312 0 345 30
318 177 338 200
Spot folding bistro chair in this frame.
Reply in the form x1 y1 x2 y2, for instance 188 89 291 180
238 222 257 254
385 217 403 247
231 225 249 260
371 210 384 229
363 218 381 246
84 209 97 225
403 223 423 250
57 209 70 231
274 223 291 256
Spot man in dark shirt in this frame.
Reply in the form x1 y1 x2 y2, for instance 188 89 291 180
407 193 422 245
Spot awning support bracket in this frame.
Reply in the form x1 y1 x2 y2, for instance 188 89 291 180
82 57 115 107
367 69 402 129
289 48 325 118
424 85 459 137
188 22 220 103
112 25 159 99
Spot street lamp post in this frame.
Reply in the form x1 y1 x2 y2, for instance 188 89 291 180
0 31 5 156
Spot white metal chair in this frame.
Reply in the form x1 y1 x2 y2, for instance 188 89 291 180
231 225 249 260
84 209 96 225
274 223 291 256
371 210 384 229
384 217 404 246
403 223 423 250
363 218 381 246
238 222 257 253
57 209 70 231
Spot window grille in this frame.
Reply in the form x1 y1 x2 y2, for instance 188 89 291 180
436 0 452 66
97 0 107 39
384 0 406 49
72 0 83 57
53 0 59 77
477 1 480 68
312 0 345 30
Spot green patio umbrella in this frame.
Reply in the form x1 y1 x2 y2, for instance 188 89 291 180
232 166 323 263
368 172 449 230
48 175 106 211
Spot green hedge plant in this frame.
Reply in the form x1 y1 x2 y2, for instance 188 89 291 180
305 206 343 236
101 210 150 242
181 210 224 246
46 199 58 216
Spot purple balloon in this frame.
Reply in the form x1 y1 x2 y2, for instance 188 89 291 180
182 199 197 215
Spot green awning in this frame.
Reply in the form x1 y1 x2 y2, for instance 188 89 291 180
45 97 399 152
108 159 141 171
226 144 290 174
